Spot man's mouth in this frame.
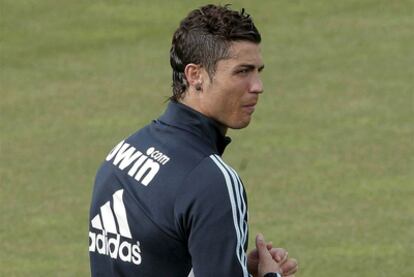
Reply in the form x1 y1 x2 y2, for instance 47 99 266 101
242 103 257 114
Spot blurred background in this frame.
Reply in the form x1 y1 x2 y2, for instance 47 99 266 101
1 0 413 276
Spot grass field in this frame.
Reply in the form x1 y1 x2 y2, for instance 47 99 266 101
1 0 413 276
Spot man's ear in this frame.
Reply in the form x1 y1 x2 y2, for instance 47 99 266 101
184 63 203 91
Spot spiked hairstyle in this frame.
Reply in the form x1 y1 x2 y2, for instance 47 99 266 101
169 4 261 101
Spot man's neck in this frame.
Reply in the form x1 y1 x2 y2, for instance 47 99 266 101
177 98 228 136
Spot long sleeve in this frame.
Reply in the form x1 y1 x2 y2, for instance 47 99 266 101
175 155 249 277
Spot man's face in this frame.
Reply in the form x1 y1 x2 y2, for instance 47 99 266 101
199 41 264 129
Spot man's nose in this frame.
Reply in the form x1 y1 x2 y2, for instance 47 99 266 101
250 76 263 94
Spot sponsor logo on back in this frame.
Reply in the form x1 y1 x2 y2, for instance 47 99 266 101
105 140 170 186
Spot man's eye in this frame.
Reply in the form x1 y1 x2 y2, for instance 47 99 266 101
237 69 249 74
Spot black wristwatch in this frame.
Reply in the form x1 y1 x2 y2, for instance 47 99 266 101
263 273 282 277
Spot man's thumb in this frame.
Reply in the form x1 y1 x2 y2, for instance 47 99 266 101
256 233 271 259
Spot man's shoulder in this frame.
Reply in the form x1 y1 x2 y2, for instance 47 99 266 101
174 154 245 222
183 154 241 191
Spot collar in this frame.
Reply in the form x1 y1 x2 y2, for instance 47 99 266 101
157 101 231 155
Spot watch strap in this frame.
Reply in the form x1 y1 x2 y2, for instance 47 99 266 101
263 273 282 277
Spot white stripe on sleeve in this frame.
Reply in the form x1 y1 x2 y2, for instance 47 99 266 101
229 166 248 248
210 155 248 277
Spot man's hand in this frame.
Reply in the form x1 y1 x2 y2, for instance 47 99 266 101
247 234 298 277
255 233 282 276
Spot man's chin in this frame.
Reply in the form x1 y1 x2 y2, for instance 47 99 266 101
228 119 252 130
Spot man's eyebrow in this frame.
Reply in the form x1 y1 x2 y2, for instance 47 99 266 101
237 64 265 71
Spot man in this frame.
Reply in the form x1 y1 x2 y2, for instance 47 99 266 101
89 4 298 277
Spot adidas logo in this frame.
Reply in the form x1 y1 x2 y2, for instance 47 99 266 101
89 189 142 265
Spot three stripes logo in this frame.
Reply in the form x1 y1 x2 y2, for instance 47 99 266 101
210 154 249 277
89 189 142 265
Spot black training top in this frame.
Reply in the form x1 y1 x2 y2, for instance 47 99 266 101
89 101 249 276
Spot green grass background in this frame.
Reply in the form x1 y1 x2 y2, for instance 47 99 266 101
1 0 413 276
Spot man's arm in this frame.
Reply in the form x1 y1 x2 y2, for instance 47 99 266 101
175 155 249 276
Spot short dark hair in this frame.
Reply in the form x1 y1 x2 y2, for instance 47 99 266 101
169 4 261 101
